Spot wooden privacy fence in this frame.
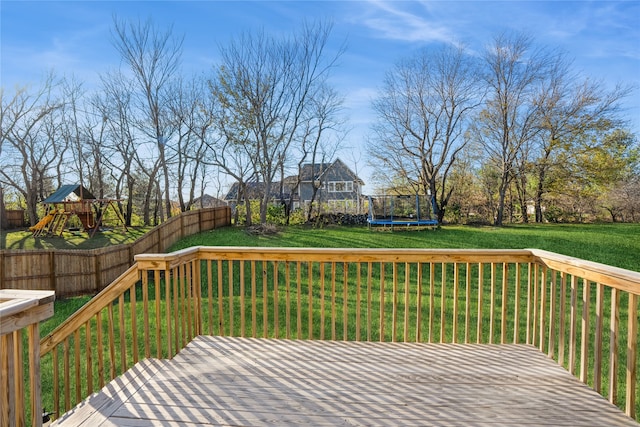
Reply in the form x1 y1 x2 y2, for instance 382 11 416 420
3 210 26 228
36 246 640 425
0 207 231 297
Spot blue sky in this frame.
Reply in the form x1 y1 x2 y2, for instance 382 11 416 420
1 0 639 186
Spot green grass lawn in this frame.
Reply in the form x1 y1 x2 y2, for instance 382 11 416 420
171 223 640 272
0 226 151 250
29 222 640 423
40 223 640 350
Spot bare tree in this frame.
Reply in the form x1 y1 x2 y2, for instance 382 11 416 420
81 96 112 199
111 16 183 221
0 75 66 225
59 77 105 197
97 72 141 225
167 76 213 212
532 69 633 222
211 21 344 224
205 72 257 224
444 145 483 223
286 83 344 223
369 44 483 222
471 32 552 226
609 173 640 222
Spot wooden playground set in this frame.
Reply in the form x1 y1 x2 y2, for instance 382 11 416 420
29 184 126 238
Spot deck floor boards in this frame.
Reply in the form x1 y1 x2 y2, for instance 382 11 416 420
53 336 638 426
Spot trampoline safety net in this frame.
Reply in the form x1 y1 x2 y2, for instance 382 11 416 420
367 194 438 226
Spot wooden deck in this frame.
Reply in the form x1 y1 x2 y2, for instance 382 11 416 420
53 336 638 426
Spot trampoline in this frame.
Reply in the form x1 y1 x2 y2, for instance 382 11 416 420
367 194 438 228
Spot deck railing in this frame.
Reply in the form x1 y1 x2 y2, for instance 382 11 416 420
1 289 55 427
38 247 640 423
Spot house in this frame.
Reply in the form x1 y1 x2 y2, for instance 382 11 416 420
224 158 365 214
297 158 365 213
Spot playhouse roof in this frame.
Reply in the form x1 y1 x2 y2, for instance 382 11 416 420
43 184 96 203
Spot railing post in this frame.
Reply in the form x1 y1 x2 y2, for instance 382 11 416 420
28 323 42 427
0 332 15 424
48 252 56 292
626 293 638 419
0 290 55 427
0 251 5 289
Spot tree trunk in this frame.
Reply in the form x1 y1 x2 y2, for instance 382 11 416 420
259 181 271 224
534 182 545 223
534 163 548 223
515 176 528 224
244 198 253 227
142 180 154 226
494 177 508 226
0 186 7 230
431 182 446 224
125 178 135 227
26 192 39 227
237 181 252 227
284 183 299 226
160 144 172 220
306 183 321 222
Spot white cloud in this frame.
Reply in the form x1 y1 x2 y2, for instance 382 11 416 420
357 0 457 44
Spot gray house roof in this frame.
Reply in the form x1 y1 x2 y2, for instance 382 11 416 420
192 194 228 208
224 178 298 202
300 158 364 184
299 162 332 181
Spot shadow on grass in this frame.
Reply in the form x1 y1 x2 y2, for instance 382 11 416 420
0 227 150 251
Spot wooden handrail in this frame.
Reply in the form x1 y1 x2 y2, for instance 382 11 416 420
39 266 140 357
530 249 640 295
196 246 535 262
38 247 639 422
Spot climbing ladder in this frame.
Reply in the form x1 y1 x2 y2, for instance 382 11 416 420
32 211 70 237
49 212 70 236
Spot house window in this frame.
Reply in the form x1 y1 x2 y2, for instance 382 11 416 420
327 181 353 192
